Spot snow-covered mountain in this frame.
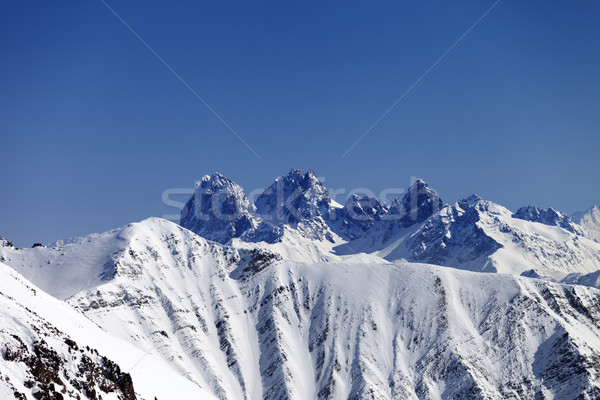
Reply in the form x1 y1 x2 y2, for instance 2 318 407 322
573 205 600 242
513 205 582 234
180 173 256 244
180 170 600 281
3 169 600 399
3 219 600 399
573 205 600 230
0 261 215 399
368 195 600 280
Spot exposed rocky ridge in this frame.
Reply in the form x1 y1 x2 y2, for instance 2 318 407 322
2 332 135 400
180 173 256 244
178 170 600 279
0 236 14 249
393 178 445 227
401 195 503 267
254 169 333 225
180 170 444 246
368 195 600 278
513 205 582 234
337 195 388 240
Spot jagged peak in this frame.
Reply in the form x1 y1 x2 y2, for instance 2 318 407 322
181 172 255 244
343 195 386 217
456 195 511 215
402 178 442 202
407 178 428 191
513 205 568 219
455 194 489 210
270 169 325 192
196 172 239 190
512 205 581 234
0 236 14 248
255 169 331 225
278 168 315 179
391 178 444 227
462 194 483 204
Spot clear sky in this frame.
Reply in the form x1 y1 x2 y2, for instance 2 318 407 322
1 0 599 246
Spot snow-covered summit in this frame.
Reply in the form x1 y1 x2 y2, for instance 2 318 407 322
338 194 388 240
4 169 600 399
396 178 445 226
254 169 333 225
573 205 600 232
2 207 600 398
180 172 256 244
180 170 446 246
175 170 600 281
513 205 581 234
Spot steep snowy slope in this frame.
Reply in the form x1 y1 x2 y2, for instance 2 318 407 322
373 195 600 279
513 205 582 234
573 205 600 242
573 205 600 231
0 261 216 399
0 227 127 300
4 218 600 399
66 239 600 400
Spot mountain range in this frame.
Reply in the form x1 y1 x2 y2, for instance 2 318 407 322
2 169 600 399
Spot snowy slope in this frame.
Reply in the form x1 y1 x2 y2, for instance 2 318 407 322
0 227 127 300
3 168 600 399
66 237 600 399
176 170 600 281
372 195 600 279
513 205 582 234
573 205 600 231
0 261 216 400
4 218 599 399
573 205 600 242
3 218 600 398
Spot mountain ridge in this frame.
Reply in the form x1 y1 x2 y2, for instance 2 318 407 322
2 169 600 399
5 219 600 399
179 170 600 281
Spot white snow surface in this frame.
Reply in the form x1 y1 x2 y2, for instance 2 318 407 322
334 196 600 280
573 205 600 242
0 261 216 400
3 218 600 398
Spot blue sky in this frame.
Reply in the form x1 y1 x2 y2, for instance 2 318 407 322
1 0 599 246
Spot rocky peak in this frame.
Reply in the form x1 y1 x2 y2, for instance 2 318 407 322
389 178 444 227
254 169 332 225
339 195 388 240
460 194 483 205
513 205 581 234
0 236 14 248
180 173 256 244
344 195 386 218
